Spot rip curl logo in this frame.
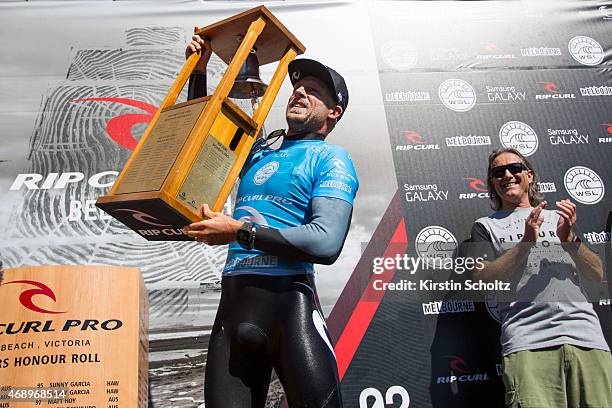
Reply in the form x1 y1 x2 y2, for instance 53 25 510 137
443 355 470 374
68 98 158 151
499 121 539 156
601 124 612 134
292 71 301 81
415 226 457 259
538 82 560 94
115 208 171 227
235 206 268 226
253 161 279 185
380 41 418 70
3 280 66 314
438 79 477 112
404 131 426 144
464 177 487 192
331 158 347 170
564 166 605 205
568 36 604 66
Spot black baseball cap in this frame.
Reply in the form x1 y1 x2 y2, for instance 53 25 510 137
288 59 349 119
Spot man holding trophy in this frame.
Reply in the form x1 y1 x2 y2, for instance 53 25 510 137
184 31 357 408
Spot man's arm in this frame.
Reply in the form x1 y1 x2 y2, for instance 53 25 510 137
556 199 604 282
184 197 353 265
470 222 534 283
254 197 352 265
186 28 211 100
471 203 546 282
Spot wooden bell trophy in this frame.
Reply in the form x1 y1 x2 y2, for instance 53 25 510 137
96 6 305 241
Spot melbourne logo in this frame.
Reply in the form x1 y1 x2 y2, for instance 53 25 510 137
68 98 158 151
485 293 501 323
564 166 605 205
445 134 491 147
2 280 66 314
422 300 475 315
115 209 171 227
380 41 418 70
396 131 440 151
568 36 604 66
535 82 576 100
385 90 431 103
439 79 476 112
520 46 562 57
537 181 557 193
254 161 279 185
499 121 538 156
415 226 458 259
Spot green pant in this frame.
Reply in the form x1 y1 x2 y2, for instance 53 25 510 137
503 344 612 408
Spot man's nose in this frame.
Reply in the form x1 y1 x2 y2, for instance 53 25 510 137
293 86 307 97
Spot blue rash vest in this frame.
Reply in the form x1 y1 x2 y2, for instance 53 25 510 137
224 138 359 276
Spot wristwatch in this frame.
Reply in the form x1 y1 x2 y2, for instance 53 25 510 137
237 222 256 249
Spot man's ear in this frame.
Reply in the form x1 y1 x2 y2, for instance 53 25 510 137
328 105 343 121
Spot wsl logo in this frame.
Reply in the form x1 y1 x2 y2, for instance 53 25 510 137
415 226 457 259
438 79 476 112
564 166 605 205
253 161 279 185
2 280 66 315
568 36 604 66
499 121 538 156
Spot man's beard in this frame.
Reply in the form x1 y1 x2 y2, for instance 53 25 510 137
286 116 312 133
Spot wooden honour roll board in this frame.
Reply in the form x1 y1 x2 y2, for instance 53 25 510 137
0 265 148 407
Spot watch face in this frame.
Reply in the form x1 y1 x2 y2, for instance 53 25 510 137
237 228 249 242
237 223 252 248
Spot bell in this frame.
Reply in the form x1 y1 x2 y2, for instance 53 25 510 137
229 49 268 99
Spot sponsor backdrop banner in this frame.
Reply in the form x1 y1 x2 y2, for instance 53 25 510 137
0 1 610 407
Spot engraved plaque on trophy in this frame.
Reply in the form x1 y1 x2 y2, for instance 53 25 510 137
0 265 148 407
96 6 305 241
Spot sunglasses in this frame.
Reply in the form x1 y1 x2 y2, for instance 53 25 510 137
491 162 529 178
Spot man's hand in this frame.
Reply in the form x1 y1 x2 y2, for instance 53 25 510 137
556 199 577 242
184 204 243 245
185 26 212 71
523 201 546 242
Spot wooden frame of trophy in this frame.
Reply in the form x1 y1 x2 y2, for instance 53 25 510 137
96 6 305 241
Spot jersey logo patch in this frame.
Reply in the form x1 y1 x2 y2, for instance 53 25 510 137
254 161 279 185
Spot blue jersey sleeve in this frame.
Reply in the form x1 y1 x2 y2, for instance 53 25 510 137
312 145 359 205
